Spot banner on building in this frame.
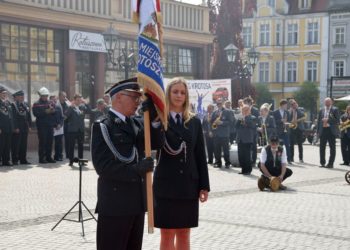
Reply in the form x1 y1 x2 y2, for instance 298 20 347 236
69 30 107 53
164 78 231 117
331 77 350 98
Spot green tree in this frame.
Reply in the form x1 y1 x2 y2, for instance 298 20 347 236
293 82 319 120
254 83 273 108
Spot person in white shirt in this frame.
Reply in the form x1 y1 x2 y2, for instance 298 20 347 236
257 135 293 191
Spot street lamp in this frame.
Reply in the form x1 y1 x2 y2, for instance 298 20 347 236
103 23 136 79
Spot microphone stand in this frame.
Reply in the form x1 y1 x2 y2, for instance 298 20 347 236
51 158 97 236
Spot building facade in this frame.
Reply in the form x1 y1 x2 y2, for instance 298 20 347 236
242 0 330 106
0 0 212 107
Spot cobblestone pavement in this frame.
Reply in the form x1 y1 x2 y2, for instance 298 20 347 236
1 143 350 250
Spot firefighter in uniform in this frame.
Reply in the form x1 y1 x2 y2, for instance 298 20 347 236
0 86 14 166
11 90 32 165
91 78 164 250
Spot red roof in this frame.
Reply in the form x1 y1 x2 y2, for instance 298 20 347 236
286 0 331 14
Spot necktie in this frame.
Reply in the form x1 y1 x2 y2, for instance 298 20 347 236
175 113 181 126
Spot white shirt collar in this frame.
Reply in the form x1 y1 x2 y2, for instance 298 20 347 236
170 111 182 122
110 108 126 122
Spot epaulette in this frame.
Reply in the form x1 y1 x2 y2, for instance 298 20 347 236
94 117 107 124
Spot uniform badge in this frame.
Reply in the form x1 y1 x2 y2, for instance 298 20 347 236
114 117 122 124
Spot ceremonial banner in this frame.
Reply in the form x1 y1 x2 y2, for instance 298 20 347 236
133 0 166 234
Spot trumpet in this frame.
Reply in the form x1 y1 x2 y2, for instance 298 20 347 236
212 111 222 130
339 119 350 131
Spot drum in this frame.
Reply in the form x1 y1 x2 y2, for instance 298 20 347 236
229 144 239 167
270 176 281 192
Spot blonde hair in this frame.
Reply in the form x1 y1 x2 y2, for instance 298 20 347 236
165 77 194 126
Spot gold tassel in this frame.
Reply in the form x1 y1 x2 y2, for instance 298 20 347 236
132 12 140 24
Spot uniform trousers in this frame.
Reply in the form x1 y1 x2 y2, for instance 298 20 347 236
37 126 54 161
319 127 336 166
54 134 63 160
97 214 145 250
340 135 350 165
205 134 214 163
238 142 252 174
67 131 84 162
290 128 303 161
259 165 293 180
278 132 291 161
11 131 28 163
213 136 230 166
0 132 11 164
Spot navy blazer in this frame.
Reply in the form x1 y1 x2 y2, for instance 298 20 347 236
235 115 257 143
257 115 276 139
289 108 306 131
317 106 340 137
91 111 164 216
154 115 210 200
273 109 290 136
65 104 90 133
210 108 233 138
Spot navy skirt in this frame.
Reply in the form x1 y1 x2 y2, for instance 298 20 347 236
154 196 199 229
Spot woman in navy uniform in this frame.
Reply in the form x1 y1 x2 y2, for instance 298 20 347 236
0 87 14 166
91 78 164 250
154 77 210 250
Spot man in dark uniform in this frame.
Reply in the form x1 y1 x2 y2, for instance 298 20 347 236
65 94 90 166
211 98 233 168
224 100 236 144
91 78 164 250
58 91 69 159
11 90 32 165
235 105 257 175
202 104 215 164
257 135 293 191
273 99 292 164
0 87 14 166
32 87 56 164
243 97 259 167
340 105 350 166
288 99 306 163
91 98 109 121
317 97 340 168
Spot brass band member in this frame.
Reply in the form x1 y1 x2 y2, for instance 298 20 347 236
340 105 350 166
289 99 306 163
235 104 257 175
317 97 340 168
211 98 233 168
0 87 14 166
91 78 163 250
243 97 259 167
225 100 236 144
11 91 32 165
273 99 292 164
154 77 210 250
257 103 276 146
258 135 293 191
202 104 215 164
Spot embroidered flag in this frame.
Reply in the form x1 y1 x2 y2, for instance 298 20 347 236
133 0 167 128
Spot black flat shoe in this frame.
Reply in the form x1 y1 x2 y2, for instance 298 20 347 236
20 161 31 165
2 162 13 166
39 160 48 164
46 159 56 163
340 162 349 166
325 164 334 168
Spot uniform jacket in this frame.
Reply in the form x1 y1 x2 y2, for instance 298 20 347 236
210 108 233 138
273 109 290 136
235 115 257 143
340 113 350 138
91 111 164 216
32 99 56 128
11 101 32 132
257 115 276 139
317 106 340 137
202 112 213 137
65 104 90 133
0 99 14 133
154 115 210 200
289 108 305 131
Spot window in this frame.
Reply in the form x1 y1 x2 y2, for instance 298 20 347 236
287 23 298 45
242 26 252 48
260 24 270 46
275 61 281 82
287 62 297 82
300 0 310 9
178 48 193 73
306 61 317 82
259 62 269 82
334 61 345 77
307 22 319 44
268 0 275 8
334 27 345 45
276 23 281 46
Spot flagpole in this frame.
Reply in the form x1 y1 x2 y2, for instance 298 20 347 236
143 90 154 234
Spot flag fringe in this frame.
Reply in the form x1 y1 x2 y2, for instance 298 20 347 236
156 11 164 58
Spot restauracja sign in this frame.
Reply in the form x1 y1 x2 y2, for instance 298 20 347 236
69 30 107 53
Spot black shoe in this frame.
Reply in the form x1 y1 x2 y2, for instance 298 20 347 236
69 161 74 167
39 160 48 164
46 159 56 163
288 161 293 165
213 164 222 168
54 158 63 161
325 164 334 168
20 160 31 165
2 162 13 166
340 162 349 166
12 161 18 165
208 161 213 165
319 164 325 168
